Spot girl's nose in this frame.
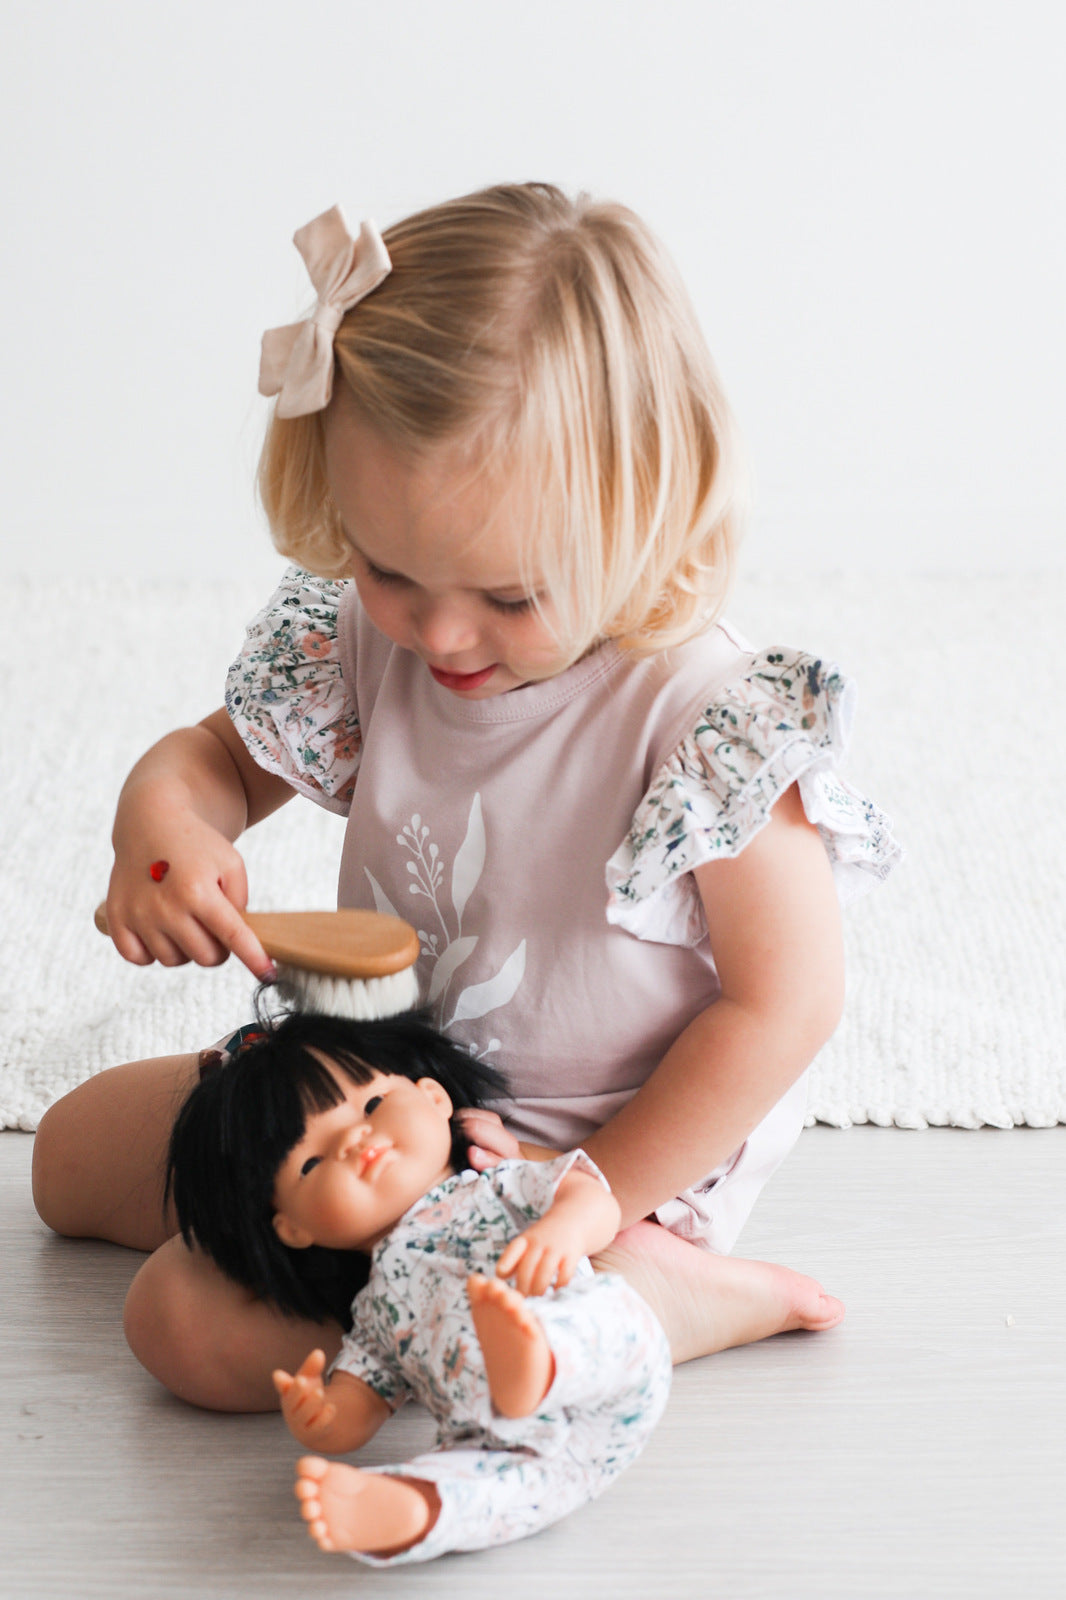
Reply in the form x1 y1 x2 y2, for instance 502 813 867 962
412 595 480 658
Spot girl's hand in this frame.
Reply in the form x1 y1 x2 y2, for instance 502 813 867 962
454 1108 521 1171
272 1350 338 1445
107 803 273 979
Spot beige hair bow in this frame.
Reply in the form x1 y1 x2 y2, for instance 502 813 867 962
258 205 392 418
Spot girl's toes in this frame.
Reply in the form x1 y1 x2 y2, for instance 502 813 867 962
815 1293 846 1328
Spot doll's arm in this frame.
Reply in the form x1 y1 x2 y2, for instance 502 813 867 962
580 782 845 1229
106 708 292 977
496 1168 622 1297
273 1348 392 1454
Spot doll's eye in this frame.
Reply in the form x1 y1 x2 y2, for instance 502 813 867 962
300 1155 321 1177
364 1095 383 1115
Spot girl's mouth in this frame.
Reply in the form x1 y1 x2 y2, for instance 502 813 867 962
428 664 497 692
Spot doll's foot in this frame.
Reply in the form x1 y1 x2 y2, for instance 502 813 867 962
294 1457 439 1556
593 1220 846 1365
467 1274 555 1418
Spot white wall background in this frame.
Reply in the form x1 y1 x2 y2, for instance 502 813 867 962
2 0 1062 583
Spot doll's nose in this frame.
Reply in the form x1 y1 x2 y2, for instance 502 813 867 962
335 1119 372 1159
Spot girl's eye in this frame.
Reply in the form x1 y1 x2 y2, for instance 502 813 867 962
485 593 537 615
364 560 406 588
364 1095 383 1115
300 1155 321 1177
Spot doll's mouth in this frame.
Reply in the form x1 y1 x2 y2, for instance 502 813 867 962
358 1144 392 1178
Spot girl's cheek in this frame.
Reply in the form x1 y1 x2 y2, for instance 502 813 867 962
353 578 408 645
506 616 568 673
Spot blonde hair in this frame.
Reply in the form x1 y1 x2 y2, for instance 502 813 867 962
259 183 748 659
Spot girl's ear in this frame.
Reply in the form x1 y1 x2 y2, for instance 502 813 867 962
273 1211 315 1250
416 1077 454 1120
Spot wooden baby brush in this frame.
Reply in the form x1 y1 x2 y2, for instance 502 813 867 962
93 905 422 1020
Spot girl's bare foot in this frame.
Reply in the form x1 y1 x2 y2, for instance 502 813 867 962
467 1274 554 1418
294 1457 440 1556
593 1220 845 1365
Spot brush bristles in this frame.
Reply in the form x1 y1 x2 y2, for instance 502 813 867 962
275 963 421 1021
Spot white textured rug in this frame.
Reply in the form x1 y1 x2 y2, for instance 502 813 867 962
2 571 1063 1132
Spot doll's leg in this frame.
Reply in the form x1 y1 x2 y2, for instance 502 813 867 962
466 1271 671 1423
593 1219 845 1365
122 1233 344 1412
466 1274 555 1417
294 1459 441 1558
293 1275 671 1564
32 1052 201 1251
294 1448 607 1565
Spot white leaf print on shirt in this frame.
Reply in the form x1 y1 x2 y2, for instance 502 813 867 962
363 869 401 919
451 794 485 924
375 794 524 1051
427 936 478 1003
449 941 527 1025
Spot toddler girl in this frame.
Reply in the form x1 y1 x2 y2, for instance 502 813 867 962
33 184 897 1407
167 1007 671 1564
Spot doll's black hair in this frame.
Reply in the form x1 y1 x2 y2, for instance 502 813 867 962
165 1005 508 1327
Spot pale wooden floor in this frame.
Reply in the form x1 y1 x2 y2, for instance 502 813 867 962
2 1125 1063 1600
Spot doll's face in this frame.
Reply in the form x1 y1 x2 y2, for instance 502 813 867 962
272 1063 455 1254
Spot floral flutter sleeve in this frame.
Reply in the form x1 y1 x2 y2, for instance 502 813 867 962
224 566 361 813
605 648 902 947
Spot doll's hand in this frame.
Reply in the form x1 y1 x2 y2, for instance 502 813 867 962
272 1349 338 1445
496 1218 583 1298
454 1108 521 1171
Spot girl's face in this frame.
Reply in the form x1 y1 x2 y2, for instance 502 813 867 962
323 404 570 696
272 1064 455 1254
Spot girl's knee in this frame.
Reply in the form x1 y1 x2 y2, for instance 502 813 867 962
33 1052 199 1248
123 1237 340 1413
123 1243 212 1405
31 1094 87 1235
123 1239 260 1411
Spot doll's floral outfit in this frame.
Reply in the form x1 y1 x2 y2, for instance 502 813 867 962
227 568 901 1254
330 1150 671 1564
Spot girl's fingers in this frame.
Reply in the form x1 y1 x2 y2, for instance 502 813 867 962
297 1350 327 1379
273 1369 294 1395
138 927 192 968
108 923 154 966
456 1108 519 1160
198 898 274 980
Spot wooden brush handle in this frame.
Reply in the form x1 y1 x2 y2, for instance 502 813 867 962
243 910 419 978
93 904 419 979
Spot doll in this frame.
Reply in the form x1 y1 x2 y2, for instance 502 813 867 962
166 1008 671 1566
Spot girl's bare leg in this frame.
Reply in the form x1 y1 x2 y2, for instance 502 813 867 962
33 1052 342 1412
32 1052 201 1250
123 1236 344 1411
593 1220 844 1365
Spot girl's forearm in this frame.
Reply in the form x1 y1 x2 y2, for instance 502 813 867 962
114 710 292 849
579 993 839 1231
